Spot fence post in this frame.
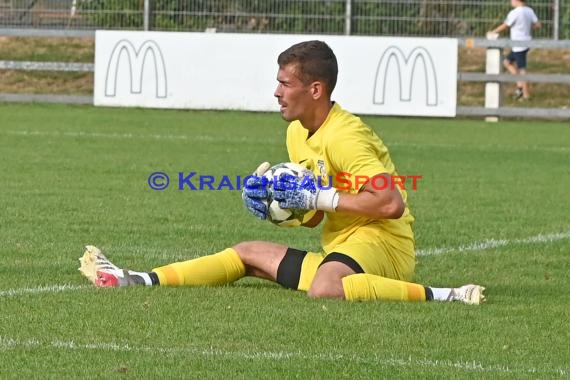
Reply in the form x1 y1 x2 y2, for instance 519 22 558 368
344 0 352 35
484 43 502 122
144 0 150 31
553 0 560 40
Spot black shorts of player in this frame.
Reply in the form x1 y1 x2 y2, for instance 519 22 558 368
506 49 529 69
276 248 365 290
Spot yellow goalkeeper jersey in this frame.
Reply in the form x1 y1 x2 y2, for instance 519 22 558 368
286 103 414 252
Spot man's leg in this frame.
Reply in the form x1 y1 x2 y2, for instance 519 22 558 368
341 272 484 304
504 52 523 99
519 68 530 98
306 256 357 299
79 241 292 287
503 58 518 75
152 241 290 286
516 50 530 99
79 243 485 304
306 248 485 304
233 241 287 281
307 253 429 301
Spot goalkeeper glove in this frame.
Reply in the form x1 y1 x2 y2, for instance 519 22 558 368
273 172 339 212
242 162 271 220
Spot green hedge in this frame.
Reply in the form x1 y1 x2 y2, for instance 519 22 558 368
79 0 569 38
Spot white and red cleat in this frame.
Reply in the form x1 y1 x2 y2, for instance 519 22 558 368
79 245 138 287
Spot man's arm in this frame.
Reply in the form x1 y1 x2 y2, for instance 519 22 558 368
335 173 404 219
274 172 405 221
491 23 509 35
533 21 542 30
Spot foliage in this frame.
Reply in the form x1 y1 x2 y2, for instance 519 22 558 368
78 0 144 29
73 0 570 37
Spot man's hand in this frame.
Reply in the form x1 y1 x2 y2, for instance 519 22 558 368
242 162 271 220
489 23 508 36
273 173 339 212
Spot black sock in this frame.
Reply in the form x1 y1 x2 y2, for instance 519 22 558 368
149 272 160 285
424 286 434 301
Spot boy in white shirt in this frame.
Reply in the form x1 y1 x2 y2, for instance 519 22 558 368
490 0 541 100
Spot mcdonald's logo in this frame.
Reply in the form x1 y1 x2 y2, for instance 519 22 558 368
373 46 438 106
104 39 167 98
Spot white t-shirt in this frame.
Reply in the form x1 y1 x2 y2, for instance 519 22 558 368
505 6 539 52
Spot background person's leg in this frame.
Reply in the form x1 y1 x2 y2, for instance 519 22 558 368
513 50 531 99
504 52 523 98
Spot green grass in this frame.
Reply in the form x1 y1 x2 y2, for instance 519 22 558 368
0 103 569 379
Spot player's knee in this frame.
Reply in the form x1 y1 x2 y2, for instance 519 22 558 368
307 279 345 299
232 241 260 263
233 241 289 280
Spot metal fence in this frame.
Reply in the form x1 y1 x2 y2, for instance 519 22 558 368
0 0 569 38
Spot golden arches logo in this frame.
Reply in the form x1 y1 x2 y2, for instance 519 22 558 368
373 46 438 106
105 39 167 98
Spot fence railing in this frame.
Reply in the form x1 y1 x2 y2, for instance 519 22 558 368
458 38 570 119
1 33 569 119
0 0 568 39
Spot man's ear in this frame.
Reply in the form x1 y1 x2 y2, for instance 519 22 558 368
310 81 325 100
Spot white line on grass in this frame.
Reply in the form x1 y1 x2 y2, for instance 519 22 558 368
389 141 570 153
0 336 566 376
4 130 569 153
2 130 271 144
416 231 570 257
0 284 88 298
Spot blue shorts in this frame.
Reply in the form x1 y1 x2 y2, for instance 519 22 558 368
506 49 529 69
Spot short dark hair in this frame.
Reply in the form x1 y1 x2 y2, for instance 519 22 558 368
277 40 338 96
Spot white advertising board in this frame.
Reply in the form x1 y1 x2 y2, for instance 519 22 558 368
94 31 457 117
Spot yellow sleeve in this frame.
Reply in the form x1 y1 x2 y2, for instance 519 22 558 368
327 127 389 192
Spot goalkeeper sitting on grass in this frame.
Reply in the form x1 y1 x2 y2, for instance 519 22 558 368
80 40 485 304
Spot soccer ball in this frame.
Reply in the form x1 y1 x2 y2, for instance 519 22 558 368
262 162 317 227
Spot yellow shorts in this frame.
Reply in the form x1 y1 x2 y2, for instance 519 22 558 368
296 237 415 292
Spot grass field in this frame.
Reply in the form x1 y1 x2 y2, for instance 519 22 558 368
0 103 569 379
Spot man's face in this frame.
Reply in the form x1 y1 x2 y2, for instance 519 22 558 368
274 64 314 122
